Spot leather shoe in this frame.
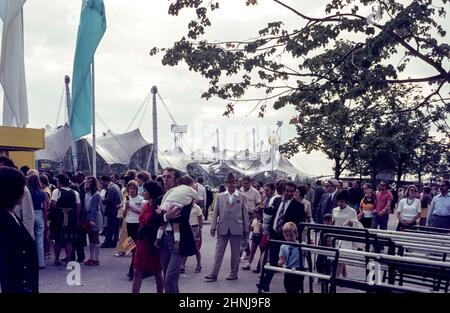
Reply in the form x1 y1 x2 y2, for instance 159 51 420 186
204 275 217 282
226 276 238 281
256 283 269 292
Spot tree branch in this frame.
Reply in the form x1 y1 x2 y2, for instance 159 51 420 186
228 89 292 102
386 74 447 83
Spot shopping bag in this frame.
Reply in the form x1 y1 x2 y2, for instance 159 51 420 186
121 236 136 255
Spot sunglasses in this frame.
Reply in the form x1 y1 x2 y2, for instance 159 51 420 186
162 175 174 179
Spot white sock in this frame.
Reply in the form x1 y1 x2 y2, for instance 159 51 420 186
94 245 100 261
174 232 180 242
157 229 164 240
89 244 95 260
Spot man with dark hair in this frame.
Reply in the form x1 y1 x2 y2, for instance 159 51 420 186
162 167 180 191
304 182 314 205
0 166 39 293
20 166 30 177
45 170 57 187
72 172 87 263
205 185 213 216
74 172 86 203
269 179 286 207
256 182 276 274
100 175 122 248
315 179 339 224
160 167 196 293
427 180 450 229
263 183 276 207
348 180 364 210
257 181 306 292
239 175 261 259
0 156 35 239
372 181 393 230
313 180 326 216
110 173 122 190
0 155 16 167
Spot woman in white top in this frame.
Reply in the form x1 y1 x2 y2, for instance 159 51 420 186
396 185 421 231
124 180 145 280
331 190 357 278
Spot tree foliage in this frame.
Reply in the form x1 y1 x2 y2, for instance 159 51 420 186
152 0 450 179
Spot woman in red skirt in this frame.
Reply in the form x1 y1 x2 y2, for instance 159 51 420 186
132 181 165 293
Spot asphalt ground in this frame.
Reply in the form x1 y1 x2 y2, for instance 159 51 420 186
39 215 399 293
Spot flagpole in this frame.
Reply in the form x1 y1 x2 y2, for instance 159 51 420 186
65 75 78 173
92 57 97 178
151 86 158 175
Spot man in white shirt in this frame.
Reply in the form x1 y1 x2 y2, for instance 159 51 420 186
196 177 208 220
239 176 262 258
240 176 262 215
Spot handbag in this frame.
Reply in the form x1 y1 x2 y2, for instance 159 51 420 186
81 221 93 232
121 236 136 255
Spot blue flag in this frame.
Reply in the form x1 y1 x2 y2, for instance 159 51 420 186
70 0 106 140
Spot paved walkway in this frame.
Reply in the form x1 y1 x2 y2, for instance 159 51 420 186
39 215 398 293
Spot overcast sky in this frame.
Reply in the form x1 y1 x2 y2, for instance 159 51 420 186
1 0 448 176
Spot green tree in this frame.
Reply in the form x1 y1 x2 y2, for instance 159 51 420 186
153 0 450 132
411 139 444 183
282 98 367 179
153 0 450 174
432 140 450 179
348 105 436 184
353 120 399 182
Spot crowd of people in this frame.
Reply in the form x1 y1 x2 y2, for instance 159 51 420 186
1 153 449 294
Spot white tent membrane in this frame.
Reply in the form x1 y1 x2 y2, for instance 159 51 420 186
159 147 211 175
86 128 150 165
35 124 313 179
159 147 192 173
248 153 311 179
36 124 72 162
209 160 248 176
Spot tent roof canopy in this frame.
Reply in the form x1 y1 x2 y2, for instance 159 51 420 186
87 129 150 165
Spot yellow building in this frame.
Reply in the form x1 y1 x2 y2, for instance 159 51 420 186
0 126 45 168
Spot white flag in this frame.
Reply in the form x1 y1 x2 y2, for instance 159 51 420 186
0 0 28 127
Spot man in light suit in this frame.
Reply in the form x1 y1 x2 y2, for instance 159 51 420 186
205 172 249 282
